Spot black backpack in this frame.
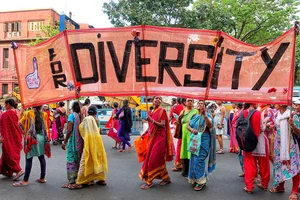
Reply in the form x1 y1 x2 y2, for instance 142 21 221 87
236 109 258 152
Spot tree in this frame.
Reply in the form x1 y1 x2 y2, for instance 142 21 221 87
29 19 60 46
190 0 299 45
103 0 193 27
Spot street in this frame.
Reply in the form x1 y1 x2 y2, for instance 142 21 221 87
0 136 292 200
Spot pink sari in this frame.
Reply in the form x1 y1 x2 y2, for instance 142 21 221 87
52 107 67 141
230 109 240 153
139 107 174 185
108 108 121 143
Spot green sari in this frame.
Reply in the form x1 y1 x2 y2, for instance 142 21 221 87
180 109 198 159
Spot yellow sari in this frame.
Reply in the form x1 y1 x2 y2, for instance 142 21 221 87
76 116 108 185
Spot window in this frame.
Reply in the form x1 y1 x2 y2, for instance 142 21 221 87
2 84 8 96
3 48 9 68
4 22 21 37
13 83 19 92
28 21 45 31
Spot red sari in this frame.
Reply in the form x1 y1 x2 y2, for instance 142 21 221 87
0 110 23 176
139 107 174 185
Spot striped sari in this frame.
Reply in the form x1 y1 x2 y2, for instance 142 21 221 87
139 107 174 185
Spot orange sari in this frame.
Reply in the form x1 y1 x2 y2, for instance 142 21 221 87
139 107 174 185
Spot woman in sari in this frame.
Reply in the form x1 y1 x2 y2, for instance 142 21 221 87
270 105 300 200
109 102 121 149
139 96 174 189
187 100 215 191
14 106 51 187
0 99 24 180
230 103 243 154
52 102 67 145
180 98 198 177
61 102 83 189
115 99 133 152
69 105 108 189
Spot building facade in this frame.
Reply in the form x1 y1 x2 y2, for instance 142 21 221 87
0 9 61 97
0 8 91 97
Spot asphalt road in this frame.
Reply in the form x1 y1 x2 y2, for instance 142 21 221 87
0 136 293 200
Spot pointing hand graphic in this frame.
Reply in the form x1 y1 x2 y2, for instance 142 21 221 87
25 57 40 89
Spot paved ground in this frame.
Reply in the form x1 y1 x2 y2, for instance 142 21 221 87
0 136 293 200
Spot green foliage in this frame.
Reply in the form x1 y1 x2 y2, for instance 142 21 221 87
103 0 193 27
191 0 299 45
29 19 60 46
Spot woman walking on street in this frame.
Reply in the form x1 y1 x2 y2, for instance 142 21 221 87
139 96 174 189
0 99 24 180
69 105 108 189
52 102 67 145
61 102 83 189
229 103 242 154
109 102 121 149
270 104 300 200
14 106 51 187
214 101 227 154
115 99 133 152
180 98 198 177
187 100 215 191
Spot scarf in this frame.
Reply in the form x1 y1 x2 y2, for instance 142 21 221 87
20 109 51 158
276 109 290 161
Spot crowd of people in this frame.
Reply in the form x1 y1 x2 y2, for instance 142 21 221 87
167 98 299 199
0 96 299 199
0 98 108 189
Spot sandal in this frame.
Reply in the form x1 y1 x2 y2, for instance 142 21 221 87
289 193 298 200
68 184 83 190
243 187 252 194
140 183 154 189
13 170 24 181
194 184 206 191
159 179 171 186
13 181 28 187
269 187 285 193
61 183 71 188
87 181 95 185
96 180 107 186
238 173 244 177
118 149 126 152
3 172 13 177
35 178 47 183
171 167 182 172
216 149 225 154
257 183 267 191
128 145 133 152
112 146 117 149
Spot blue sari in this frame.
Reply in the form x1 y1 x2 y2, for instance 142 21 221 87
188 114 216 185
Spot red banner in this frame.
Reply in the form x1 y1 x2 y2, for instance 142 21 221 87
13 25 296 108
